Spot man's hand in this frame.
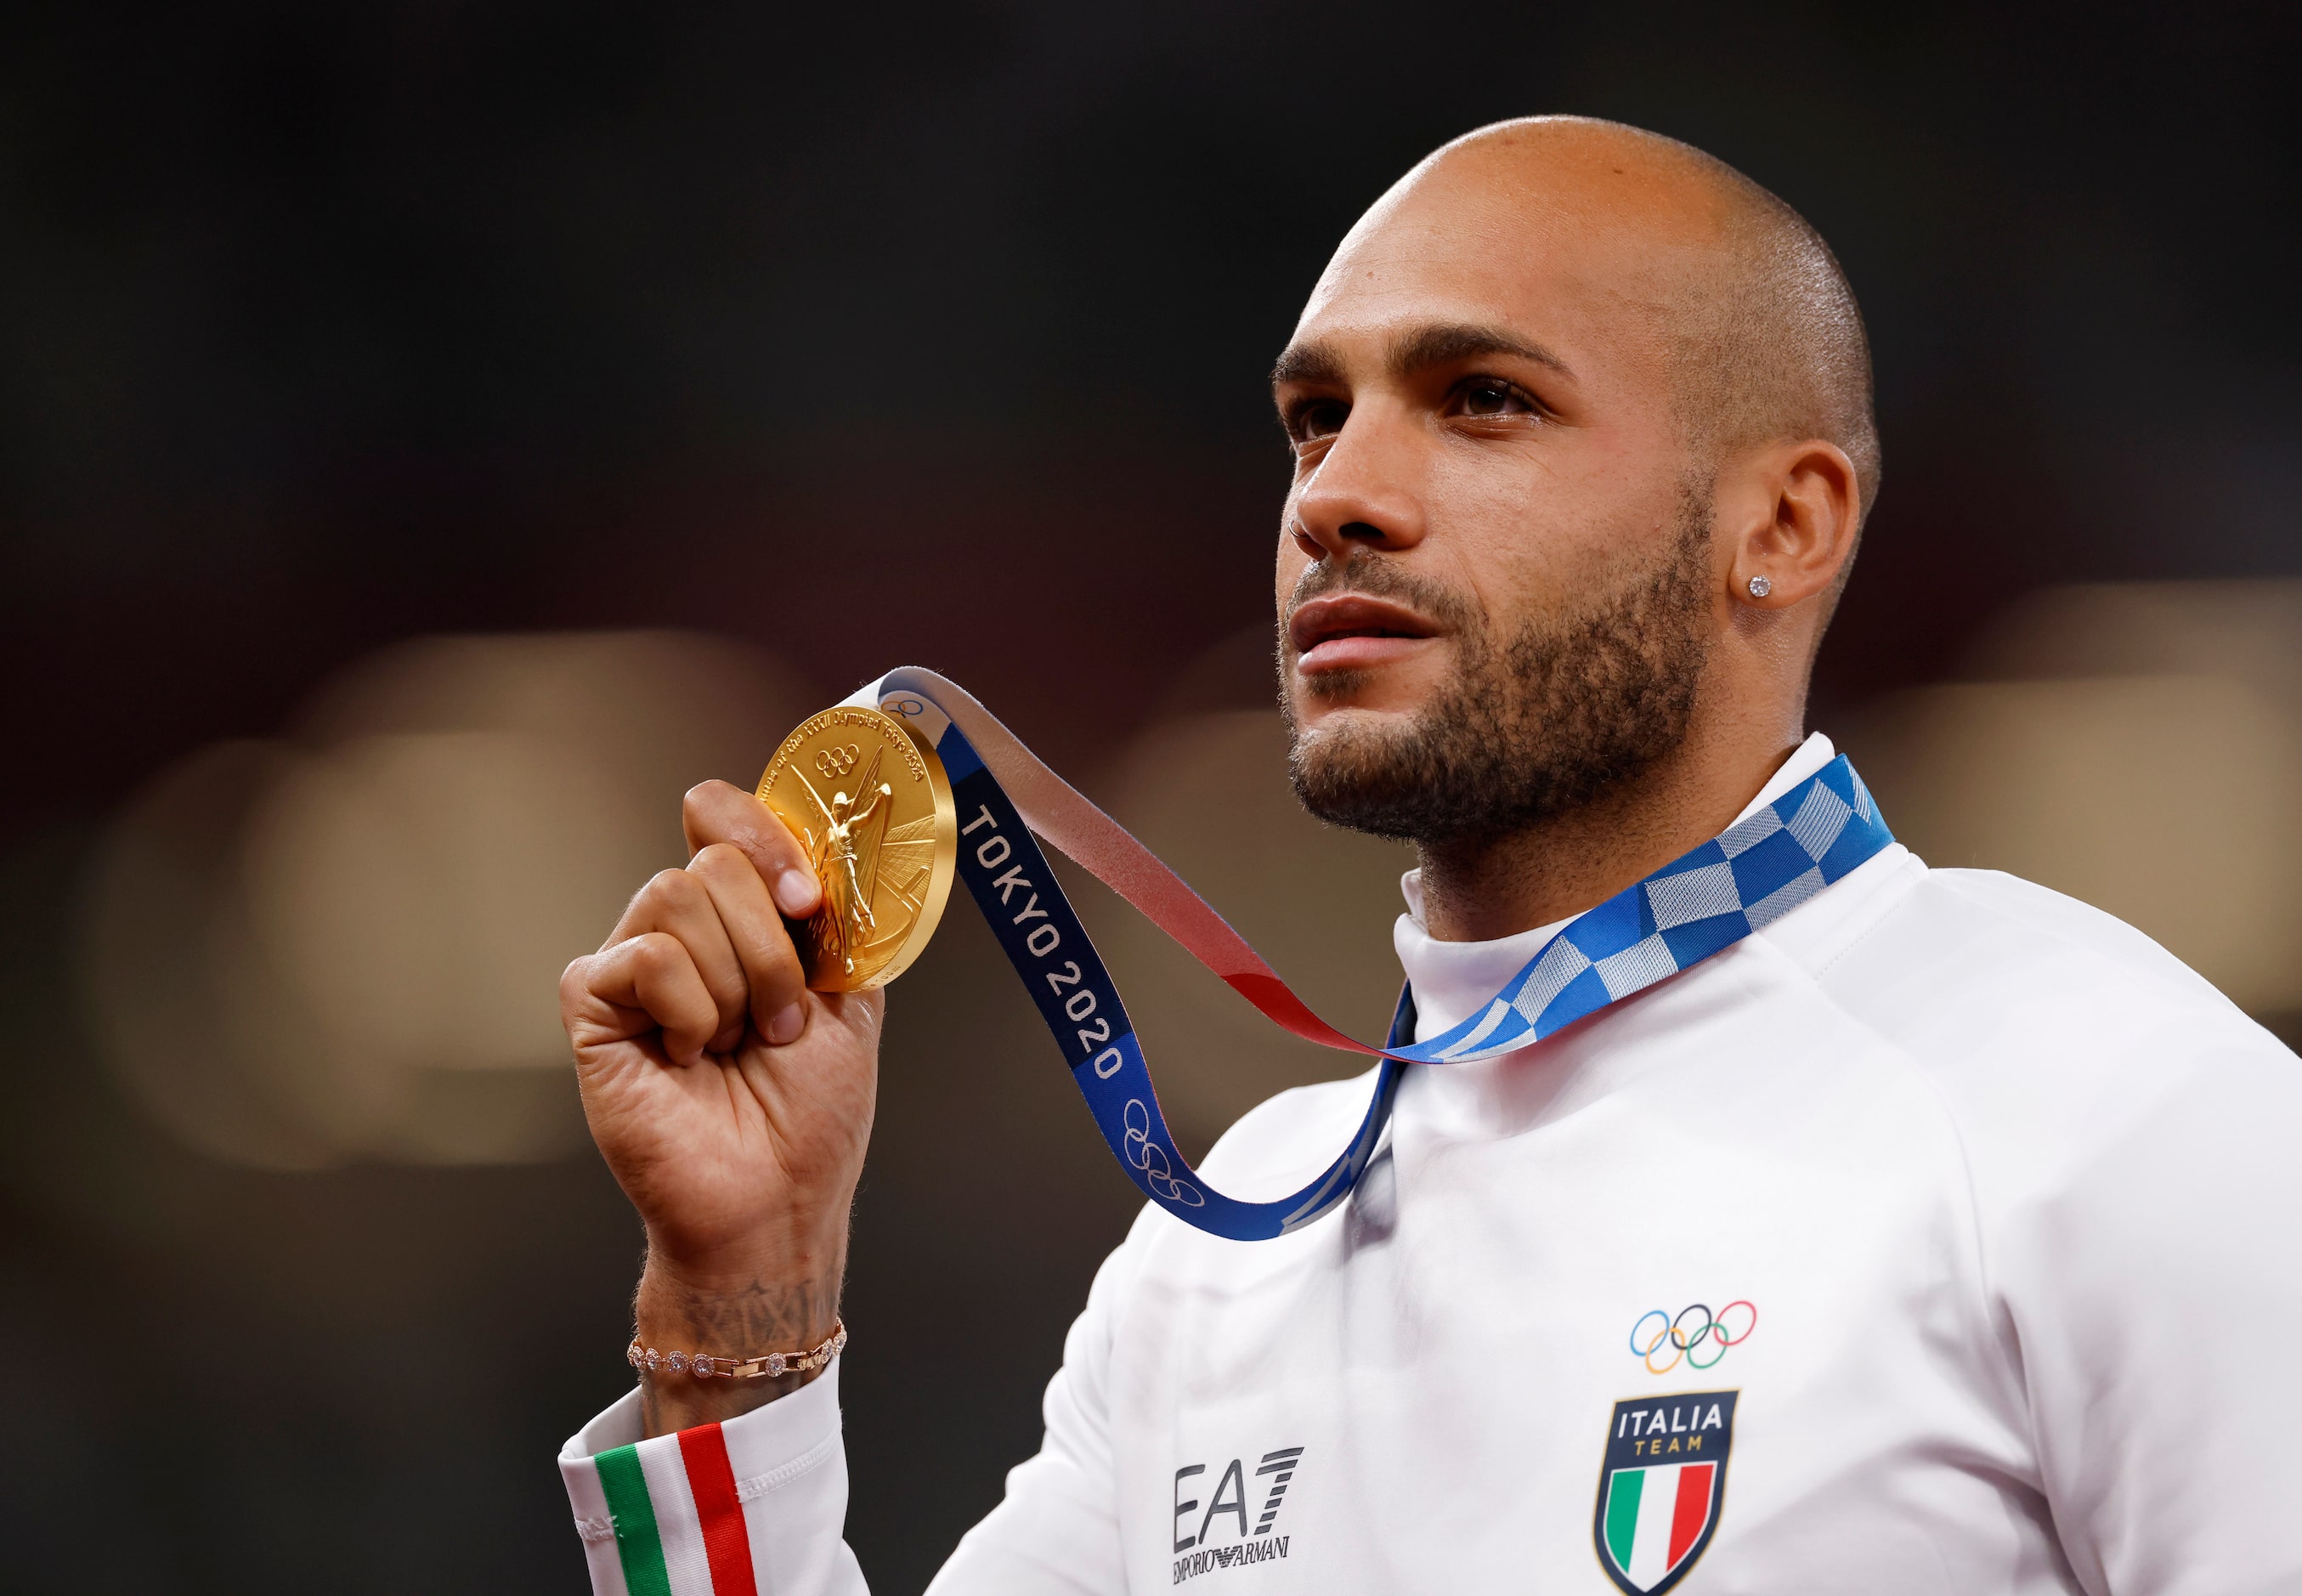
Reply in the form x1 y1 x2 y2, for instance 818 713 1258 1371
561 779 880 1434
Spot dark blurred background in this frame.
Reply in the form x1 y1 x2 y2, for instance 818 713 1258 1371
5 3 2299 1590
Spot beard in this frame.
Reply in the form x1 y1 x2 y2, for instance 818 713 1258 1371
1281 495 1715 846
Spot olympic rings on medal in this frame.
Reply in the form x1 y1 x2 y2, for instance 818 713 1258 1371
1121 1099 1205 1208
1627 1300 1756 1374
814 744 860 778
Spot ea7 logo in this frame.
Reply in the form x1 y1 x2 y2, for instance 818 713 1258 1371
1171 1448 1302 1582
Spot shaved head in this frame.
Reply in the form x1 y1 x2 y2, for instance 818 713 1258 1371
1516 119 1876 519
1367 114 1881 529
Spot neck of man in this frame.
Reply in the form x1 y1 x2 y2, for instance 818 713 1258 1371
1410 693 1808 944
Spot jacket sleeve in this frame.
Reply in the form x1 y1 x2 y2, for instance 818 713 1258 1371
558 1215 1151 1596
2004 1020 2302 1595
558 1358 866 1596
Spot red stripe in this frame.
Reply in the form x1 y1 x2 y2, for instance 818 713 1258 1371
1666 1462 1715 1570
676 1423 759 1596
1223 972 1383 1053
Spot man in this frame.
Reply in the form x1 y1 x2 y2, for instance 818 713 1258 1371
556 117 2302 1593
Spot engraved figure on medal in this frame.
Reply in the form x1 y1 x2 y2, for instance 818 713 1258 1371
792 744 894 978
757 705 959 992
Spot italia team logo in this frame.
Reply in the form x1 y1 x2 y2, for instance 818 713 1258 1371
1592 1389 1738 1594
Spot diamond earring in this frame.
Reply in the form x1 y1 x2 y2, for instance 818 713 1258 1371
1745 574 1773 599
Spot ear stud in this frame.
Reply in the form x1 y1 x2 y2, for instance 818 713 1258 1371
1745 574 1773 599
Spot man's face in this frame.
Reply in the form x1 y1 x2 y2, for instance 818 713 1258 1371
1273 152 1727 843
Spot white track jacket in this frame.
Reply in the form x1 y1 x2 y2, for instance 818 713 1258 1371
559 735 2302 1595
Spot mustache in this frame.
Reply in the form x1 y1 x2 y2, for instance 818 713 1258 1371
1281 551 1479 641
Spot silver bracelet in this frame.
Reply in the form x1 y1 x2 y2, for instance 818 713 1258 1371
626 1317 847 1380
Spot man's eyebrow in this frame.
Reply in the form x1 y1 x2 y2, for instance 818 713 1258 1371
1270 323 1577 392
1270 341 1346 390
1390 322 1575 380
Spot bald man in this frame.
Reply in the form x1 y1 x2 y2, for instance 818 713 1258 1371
554 119 2302 1595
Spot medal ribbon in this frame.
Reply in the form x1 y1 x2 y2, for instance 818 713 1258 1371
849 667 1894 1241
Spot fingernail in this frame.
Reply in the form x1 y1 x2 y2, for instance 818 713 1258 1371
768 1001 806 1045
775 869 820 916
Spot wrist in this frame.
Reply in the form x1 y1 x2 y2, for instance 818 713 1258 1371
631 1253 845 1438
639 1206 848 1299
634 1258 843 1345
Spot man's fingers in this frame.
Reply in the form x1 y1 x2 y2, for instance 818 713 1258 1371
578 933 721 1065
603 868 751 1050
683 780 822 918
687 842 812 1044
570 785 824 1067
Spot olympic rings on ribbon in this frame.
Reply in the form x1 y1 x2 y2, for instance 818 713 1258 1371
1627 1300 1756 1374
1122 1098 1205 1207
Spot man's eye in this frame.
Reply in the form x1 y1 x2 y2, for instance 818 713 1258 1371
1293 400 1348 442
1460 381 1531 418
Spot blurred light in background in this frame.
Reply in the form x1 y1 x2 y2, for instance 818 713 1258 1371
75 631 812 1169
68 591 2302 1180
66 622 1414 1180
1845 580 2302 1025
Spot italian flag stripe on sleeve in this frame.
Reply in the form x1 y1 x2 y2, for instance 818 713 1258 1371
678 1424 759 1595
591 1423 760 1596
595 1443 671 1596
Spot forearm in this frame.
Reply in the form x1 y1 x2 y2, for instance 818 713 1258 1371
561 1210 1151 1596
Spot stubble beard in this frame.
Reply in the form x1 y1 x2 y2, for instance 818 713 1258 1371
1281 498 1716 847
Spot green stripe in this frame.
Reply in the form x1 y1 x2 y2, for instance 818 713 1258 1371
1603 1468 1645 1573
595 1443 673 1596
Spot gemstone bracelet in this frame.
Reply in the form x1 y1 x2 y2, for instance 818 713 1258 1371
626 1318 847 1380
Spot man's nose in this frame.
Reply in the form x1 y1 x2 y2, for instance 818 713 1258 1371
1289 406 1429 561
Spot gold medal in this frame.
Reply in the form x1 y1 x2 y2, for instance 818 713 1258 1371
756 704 958 992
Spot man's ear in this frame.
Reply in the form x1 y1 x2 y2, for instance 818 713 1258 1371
1725 439 1861 609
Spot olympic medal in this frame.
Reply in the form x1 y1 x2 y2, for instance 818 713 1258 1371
756 704 958 992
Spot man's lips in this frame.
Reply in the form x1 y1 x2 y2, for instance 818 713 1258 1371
1287 593 1442 674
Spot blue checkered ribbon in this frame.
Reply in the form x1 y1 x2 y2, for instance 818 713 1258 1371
861 670 1893 1240
1397 756 1891 1065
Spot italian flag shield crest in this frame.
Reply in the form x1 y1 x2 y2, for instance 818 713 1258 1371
1592 1389 1737 1594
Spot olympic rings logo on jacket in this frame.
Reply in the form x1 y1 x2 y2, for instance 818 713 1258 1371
1629 1301 1757 1374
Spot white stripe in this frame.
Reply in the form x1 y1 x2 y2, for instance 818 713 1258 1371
1647 860 1741 928
563 1457 633 1596
1448 1028 1536 1063
1626 1462 1685 1588
1510 937 1592 1024
875 688 952 745
636 1433 716 1596
1745 865 1825 928
1784 781 1852 861
1717 808 1781 858
1436 999 1515 1060
1594 933 1678 1001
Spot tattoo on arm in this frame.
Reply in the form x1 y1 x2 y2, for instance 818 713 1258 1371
632 1268 843 1438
